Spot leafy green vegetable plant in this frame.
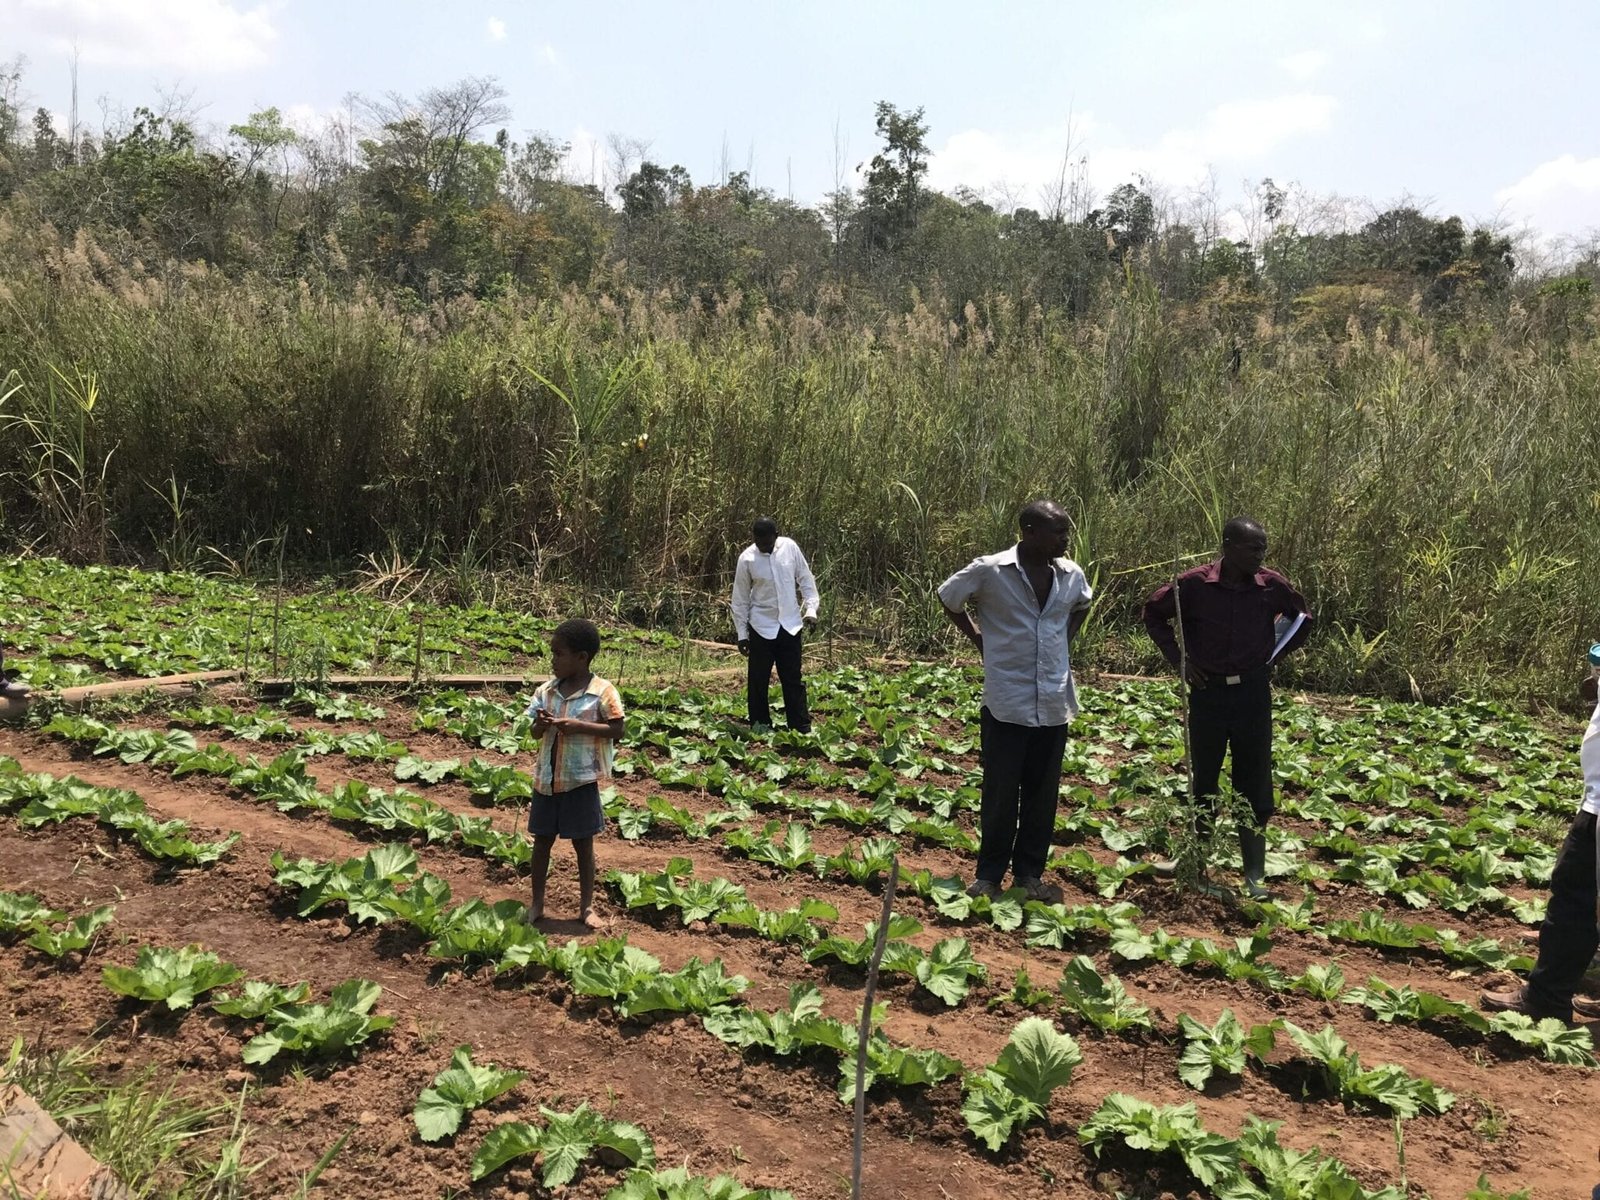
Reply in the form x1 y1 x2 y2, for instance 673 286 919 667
605 1167 795 1200
1175 1010 1279 1089
0 890 62 937
470 1103 654 1185
702 984 852 1057
102 945 245 1010
1078 1094 1240 1191
26 905 114 961
961 1017 1082 1151
724 822 818 872
1280 1022 1455 1117
913 937 987 1007
607 858 747 923
1289 962 1347 1000
805 915 923 973
1081 1098 1406 1200
1056 956 1153 1034
713 900 835 944
413 1044 526 1142
1485 1012 1597 1067
241 979 394 1065
211 980 312 1018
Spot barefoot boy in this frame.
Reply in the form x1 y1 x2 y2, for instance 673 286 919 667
525 618 624 929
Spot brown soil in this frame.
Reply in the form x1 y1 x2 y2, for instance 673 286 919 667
0 696 1591 1200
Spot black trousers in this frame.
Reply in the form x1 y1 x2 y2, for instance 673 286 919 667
1525 810 1598 1020
976 707 1069 884
747 628 809 731
1189 673 1275 827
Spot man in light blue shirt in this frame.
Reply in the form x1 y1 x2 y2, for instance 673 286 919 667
938 499 1093 900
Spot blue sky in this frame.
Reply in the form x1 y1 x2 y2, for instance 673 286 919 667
5 0 1598 251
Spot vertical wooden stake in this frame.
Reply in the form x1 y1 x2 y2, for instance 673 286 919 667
270 587 283 678
852 856 900 1200
243 604 256 680
1172 554 1195 809
271 536 286 678
412 613 425 686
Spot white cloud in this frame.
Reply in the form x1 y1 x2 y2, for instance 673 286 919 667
10 0 280 72
1177 94 1336 163
538 43 560 67
1355 14 1386 41
928 121 1100 208
564 125 603 187
1496 154 1600 238
1278 50 1328 82
928 94 1336 206
486 16 507 42
281 102 341 138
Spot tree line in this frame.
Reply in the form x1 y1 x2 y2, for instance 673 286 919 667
2 68 1592 330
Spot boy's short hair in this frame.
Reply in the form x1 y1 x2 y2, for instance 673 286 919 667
551 618 601 660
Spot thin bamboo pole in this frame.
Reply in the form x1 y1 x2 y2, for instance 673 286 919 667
851 857 900 1200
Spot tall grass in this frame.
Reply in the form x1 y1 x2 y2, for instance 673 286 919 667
1 222 1597 703
1 1034 265 1198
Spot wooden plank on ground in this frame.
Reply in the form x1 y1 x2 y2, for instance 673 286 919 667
0 671 246 721
57 670 243 703
0 1084 130 1199
253 674 531 694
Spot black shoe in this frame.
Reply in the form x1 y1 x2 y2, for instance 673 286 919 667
1014 876 1062 904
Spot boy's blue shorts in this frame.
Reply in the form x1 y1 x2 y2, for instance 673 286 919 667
528 782 604 840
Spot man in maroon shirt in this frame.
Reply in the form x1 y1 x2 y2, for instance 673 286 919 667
1142 516 1312 897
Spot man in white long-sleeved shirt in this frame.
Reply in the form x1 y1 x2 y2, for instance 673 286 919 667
1481 670 1600 1023
731 517 819 733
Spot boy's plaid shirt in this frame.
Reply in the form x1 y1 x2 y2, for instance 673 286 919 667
524 675 625 795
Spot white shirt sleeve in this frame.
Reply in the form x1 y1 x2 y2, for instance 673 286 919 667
792 542 820 620
1581 698 1600 815
730 551 753 641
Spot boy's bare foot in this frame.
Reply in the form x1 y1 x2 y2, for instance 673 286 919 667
580 907 604 930
527 904 544 923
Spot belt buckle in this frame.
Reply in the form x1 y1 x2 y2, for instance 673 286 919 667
1225 674 1242 685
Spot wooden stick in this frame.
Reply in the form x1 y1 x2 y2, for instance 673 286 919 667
271 538 285 678
412 613 425 686
1172 555 1195 808
270 585 283 679
242 604 256 681
852 856 899 1200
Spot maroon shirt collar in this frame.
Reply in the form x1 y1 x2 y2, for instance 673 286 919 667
1197 558 1269 588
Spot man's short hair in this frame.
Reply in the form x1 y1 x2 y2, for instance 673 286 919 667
752 516 778 538
551 618 601 660
1223 516 1265 544
1018 499 1066 531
